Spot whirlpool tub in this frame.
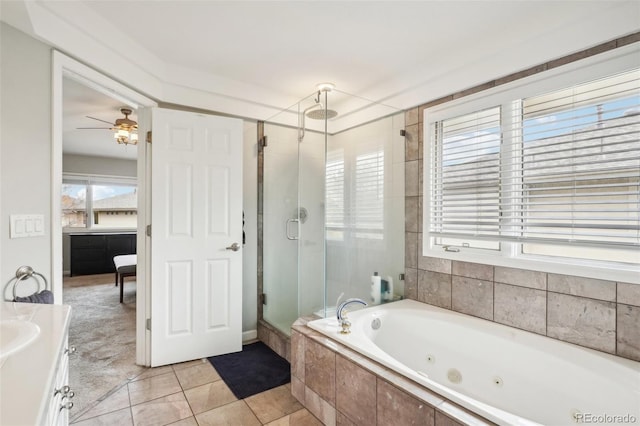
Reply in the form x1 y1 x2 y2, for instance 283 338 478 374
307 299 640 426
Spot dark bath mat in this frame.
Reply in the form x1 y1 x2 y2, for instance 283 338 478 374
207 341 290 399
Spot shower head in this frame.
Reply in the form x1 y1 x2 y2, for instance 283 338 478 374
306 108 338 120
298 102 338 142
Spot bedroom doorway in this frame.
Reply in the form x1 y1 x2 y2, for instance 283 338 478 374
52 51 157 416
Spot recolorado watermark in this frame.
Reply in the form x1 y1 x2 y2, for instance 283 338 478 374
574 412 638 424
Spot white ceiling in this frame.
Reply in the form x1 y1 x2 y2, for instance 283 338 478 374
63 77 138 160
3 0 635 160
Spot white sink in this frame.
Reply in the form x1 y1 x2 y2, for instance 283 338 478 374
0 320 40 360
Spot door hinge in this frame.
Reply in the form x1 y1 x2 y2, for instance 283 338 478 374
146 224 151 237
146 318 151 331
146 131 152 144
259 135 268 149
261 293 267 305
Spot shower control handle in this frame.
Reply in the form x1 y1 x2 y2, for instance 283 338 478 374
286 218 299 240
226 243 241 251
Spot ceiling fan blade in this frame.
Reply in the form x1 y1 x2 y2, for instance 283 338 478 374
86 115 115 125
77 127 113 130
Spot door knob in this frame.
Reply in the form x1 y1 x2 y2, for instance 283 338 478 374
226 242 241 251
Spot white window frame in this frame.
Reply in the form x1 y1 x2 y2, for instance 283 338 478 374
423 43 640 284
62 173 138 233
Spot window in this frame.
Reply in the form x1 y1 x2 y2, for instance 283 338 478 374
325 142 385 242
425 62 639 277
62 176 137 230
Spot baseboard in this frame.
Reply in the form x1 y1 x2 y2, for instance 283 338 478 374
242 329 257 343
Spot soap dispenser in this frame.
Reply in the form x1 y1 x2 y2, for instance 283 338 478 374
371 272 381 304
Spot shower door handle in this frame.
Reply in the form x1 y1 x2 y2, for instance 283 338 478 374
286 218 299 240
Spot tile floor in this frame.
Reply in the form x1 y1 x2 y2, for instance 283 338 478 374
71 358 322 426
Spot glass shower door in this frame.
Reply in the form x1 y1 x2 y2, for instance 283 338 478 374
263 96 327 336
263 121 301 335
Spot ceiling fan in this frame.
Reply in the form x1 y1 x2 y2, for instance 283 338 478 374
78 107 139 145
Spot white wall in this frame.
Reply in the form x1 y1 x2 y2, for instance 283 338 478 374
1 23 53 299
63 154 137 177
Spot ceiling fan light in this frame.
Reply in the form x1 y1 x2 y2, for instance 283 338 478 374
130 132 139 143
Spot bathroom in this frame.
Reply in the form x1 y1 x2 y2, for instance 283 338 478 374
1 1 639 425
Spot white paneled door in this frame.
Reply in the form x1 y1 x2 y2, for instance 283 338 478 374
150 108 243 366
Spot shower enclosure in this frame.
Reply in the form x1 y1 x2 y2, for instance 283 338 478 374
262 87 405 336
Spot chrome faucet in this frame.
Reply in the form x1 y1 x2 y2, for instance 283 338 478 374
336 298 367 334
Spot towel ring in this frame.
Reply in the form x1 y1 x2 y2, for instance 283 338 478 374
9 266 48 301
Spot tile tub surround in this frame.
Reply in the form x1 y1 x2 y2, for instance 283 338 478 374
404 33 640 363
258 318 292 362
291 318 493 426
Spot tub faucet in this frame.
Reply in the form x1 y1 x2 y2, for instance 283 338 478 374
336 298 367 334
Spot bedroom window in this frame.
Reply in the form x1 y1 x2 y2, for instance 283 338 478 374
62 176 138 230
425 63 639 277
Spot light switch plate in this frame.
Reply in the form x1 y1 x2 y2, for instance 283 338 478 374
10 214 45 238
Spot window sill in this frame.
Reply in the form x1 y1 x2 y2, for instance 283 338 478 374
422 247 640 285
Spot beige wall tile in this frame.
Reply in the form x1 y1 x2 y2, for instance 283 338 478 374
264 408 323 426
418 157 424 196
418 196 423 233
405 196 419 233
548 274 616 302
434 410 464 426
451 276 494 320
336 411 356 426
291 375 305 404
291 330 306 381
405 108 419 126
547 293 616 354
305 338 336 405
377 379 435 426
418 256 452 275
405 124 420 161
617 304 640 362
405 160 419 197
452 261 493 281
418 269 452 309
436 402 494 426
335 356 377 426
404 267 418 301
617 282 640 307
405 232 418 269
494 283 546 335
244 384 303 424
494 266 546 290
304 387 336 426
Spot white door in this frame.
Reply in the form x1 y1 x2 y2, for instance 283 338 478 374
150 108 243 367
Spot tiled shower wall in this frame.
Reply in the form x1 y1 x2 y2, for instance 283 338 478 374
404 33 640 363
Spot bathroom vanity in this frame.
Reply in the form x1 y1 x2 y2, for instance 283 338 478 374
0 302 73 425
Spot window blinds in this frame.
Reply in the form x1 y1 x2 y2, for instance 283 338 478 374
429 69 640 249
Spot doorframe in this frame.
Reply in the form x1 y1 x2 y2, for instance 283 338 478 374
52 51 157 366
